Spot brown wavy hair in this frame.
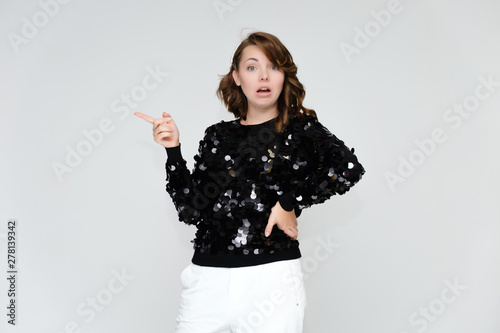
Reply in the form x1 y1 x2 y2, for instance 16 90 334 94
216 31 317 133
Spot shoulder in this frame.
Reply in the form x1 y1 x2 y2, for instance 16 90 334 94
287 113 321 127
287 113 332 137
203 119 239 134
199 119 241 144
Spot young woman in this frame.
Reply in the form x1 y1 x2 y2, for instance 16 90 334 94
135 31 365 333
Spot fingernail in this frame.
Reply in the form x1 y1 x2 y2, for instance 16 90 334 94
265 231 270 237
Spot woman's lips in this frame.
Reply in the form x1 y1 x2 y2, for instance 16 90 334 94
257 87 271 96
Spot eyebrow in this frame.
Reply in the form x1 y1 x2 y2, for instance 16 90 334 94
244 57 259 63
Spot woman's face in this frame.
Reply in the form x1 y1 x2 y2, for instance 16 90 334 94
232 45 285 115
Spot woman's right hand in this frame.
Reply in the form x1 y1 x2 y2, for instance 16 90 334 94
134 112 180 148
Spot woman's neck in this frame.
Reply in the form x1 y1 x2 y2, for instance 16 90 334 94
241 108 278 126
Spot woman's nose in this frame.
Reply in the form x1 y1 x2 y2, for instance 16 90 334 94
260 69 269 81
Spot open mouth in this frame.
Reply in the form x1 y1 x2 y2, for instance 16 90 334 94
257 87 271 94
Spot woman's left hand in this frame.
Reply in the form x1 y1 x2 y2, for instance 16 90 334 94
265 201 298 239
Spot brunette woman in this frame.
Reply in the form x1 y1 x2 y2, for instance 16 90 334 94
135 31 365 333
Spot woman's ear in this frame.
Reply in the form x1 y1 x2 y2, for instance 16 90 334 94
232 70 240 86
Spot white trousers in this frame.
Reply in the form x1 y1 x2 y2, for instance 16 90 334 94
175 258 306 333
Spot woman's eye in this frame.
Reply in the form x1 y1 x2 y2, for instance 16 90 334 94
248 65 256 71
271 65 278 70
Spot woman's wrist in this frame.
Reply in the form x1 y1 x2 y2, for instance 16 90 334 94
165 144 183 163
278 191 295 212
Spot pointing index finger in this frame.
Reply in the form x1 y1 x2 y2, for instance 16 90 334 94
134 112 155 124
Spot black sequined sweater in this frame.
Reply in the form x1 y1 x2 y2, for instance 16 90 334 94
164 114 365 268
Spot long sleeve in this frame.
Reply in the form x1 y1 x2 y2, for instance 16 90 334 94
165 126 215 226
278 115 365 211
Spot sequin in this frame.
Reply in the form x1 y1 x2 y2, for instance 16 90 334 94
233 226 248 246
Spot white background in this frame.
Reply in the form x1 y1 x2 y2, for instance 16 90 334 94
1 0 499 332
